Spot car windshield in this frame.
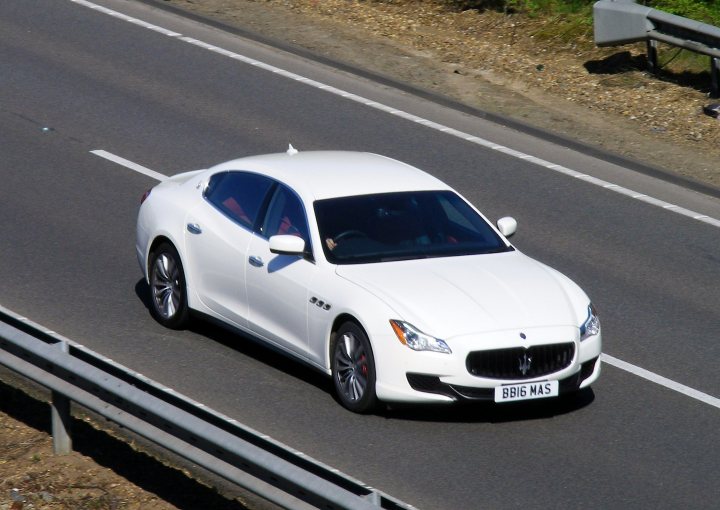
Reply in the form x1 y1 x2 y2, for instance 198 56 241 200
314 190 512 264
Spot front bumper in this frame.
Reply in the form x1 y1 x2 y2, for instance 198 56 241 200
373 325 602 403
406 355 600 401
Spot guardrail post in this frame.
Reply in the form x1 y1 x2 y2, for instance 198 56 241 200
364 490 381 506
51 340 72 455
711 57 720 98
647 39 659 75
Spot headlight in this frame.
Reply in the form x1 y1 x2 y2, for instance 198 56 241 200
390 320 452 354
580 304 600 340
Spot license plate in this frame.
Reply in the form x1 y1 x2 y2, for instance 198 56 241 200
494 380 559 403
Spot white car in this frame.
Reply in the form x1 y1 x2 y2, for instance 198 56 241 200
136 148 601 413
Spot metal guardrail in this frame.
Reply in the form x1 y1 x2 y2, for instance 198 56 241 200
0 305 416 510
594 0 720 96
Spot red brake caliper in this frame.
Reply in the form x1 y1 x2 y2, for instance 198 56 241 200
360 354 368 376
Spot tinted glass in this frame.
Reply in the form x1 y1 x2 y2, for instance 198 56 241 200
314 190 511 264
204 172 274 229
261 185 311 248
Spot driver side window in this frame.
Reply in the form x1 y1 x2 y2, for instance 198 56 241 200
261 185 311 249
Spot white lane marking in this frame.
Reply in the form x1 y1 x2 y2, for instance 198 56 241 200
91 150 168 181
603 354 720 409
72 0 720 229
71 0 181 36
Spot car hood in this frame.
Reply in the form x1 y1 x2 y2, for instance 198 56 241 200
336 251 586 338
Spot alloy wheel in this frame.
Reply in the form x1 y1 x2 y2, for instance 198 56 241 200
334 332 369 402
151 252 181 320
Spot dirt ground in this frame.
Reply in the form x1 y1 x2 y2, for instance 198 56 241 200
0 410 177 510
2 1 719 509
0 376 258 509
164 0 720 189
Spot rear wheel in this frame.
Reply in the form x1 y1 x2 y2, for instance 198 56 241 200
332 322 378 413
149 242 190 329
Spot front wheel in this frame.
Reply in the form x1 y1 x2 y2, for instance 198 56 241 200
332 322 378 413
148 242 190 329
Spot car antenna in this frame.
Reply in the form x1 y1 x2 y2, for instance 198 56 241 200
287 144 298 156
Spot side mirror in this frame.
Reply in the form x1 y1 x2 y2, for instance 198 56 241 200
269 234 305 255
496 216 517 238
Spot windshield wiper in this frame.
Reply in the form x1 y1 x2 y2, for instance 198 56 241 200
378 253 429 262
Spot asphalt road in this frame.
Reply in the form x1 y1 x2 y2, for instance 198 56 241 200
2 1 720 508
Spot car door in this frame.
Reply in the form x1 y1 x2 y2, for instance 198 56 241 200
245 184 318 357
184 171 275 329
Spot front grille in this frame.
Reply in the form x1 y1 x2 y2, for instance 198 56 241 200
466 342 575 380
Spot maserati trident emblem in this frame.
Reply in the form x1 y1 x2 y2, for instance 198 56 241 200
519 353 532 376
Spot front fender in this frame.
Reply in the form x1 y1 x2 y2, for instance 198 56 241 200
306 268 401 374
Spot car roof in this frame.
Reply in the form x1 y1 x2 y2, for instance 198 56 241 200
207 151 451 201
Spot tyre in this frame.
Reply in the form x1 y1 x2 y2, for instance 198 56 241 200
148 242 190 329
332 322 378 413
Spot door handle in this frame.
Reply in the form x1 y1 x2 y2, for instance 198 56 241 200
248 255 264 267
186 223 202 235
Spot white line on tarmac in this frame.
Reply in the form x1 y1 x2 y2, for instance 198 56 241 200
602 354 720 409
91 150 168 181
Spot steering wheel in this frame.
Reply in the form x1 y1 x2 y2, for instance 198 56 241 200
334 229 367 242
